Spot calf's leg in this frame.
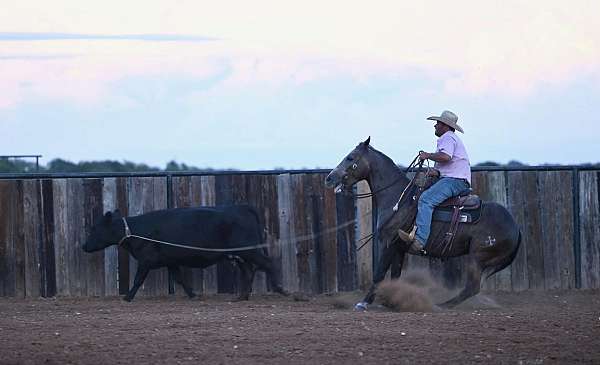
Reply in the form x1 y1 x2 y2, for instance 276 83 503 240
168 266 196 299
236 262 255 301
124 264 151 302
246 253 288 296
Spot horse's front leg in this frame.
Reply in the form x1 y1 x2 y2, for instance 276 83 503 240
355 243 399 311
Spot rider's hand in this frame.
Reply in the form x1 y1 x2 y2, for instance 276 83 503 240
426 169 440 177
418 151 430 161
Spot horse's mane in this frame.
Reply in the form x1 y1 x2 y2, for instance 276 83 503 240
367 145 404 174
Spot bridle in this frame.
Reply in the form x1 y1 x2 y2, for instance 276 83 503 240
341 149 423 199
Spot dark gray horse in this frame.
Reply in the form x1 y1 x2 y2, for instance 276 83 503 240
325 137 521 310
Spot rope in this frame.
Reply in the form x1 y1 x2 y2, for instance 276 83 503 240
118 212 366 253
117 152 427 254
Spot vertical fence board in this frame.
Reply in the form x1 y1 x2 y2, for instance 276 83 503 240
83 179 105 296
23 180 42 297
579 171 600 289
308 174 324 294
102 178 120 296
506 172 530 291
356 181 372 290
507 171 545 290
292 174 311 293
336 192 357 291
115 178 130 295
188 175 206 294
264 175 282 294
278 174 299 292
52 179 69 296
321 175 338 293
128 177 169 297
524 173 545 290
0 181 22 297
172 176 194 296
539 171 576 289
0 181 11 296
67 178 86 296
245 175 272 294
14 181 25 298
199 176 218 294
41 180 56 297
214 175 241 294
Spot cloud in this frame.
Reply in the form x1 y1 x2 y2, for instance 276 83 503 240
0 32 217 42
0 0 599 110
0 54 77 60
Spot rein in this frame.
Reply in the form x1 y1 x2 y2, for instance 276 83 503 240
354 154 426 251
352 153 421 199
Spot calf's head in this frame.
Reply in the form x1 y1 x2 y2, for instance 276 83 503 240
82 210 124 252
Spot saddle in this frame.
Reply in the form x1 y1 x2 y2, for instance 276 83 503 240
418 178 483 256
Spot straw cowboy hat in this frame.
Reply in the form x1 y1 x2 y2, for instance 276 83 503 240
427 110 464 133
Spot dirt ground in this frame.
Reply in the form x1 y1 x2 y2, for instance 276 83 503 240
1 283 599 365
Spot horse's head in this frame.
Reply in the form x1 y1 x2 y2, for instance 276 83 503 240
325 136 372 194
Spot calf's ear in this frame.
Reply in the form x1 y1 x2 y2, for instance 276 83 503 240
104 211 113 223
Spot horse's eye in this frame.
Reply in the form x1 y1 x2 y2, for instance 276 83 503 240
352 163 358 170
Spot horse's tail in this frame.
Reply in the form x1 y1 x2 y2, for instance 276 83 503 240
485 230 521 279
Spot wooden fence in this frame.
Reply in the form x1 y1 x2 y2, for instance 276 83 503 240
0 168 598 298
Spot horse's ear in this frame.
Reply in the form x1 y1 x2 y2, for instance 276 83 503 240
363 136 371 146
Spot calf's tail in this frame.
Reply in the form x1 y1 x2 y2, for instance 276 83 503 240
248 207 268 255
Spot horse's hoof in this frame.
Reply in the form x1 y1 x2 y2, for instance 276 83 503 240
123 296 133 302
354 302 368 311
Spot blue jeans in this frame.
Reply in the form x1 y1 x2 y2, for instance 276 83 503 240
415 177 470 247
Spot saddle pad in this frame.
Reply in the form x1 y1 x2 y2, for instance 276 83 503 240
432 205 481 224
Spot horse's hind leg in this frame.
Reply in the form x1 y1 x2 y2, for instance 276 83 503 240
438 255 482 308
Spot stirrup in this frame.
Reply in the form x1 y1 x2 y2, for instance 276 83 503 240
398 225 417 242
408 241 427 256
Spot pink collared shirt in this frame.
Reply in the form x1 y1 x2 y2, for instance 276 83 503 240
434 131 471 185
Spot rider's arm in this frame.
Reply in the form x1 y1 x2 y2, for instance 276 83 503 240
419 151 451 163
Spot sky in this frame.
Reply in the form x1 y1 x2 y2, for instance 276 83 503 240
1 0 599 170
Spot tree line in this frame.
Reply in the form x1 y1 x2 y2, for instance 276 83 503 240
0 158 230 173
1 157 598 174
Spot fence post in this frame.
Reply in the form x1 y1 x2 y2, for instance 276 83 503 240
166 174 175 295
572 167 581 289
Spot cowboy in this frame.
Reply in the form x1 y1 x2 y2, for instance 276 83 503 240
398 110 471 254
